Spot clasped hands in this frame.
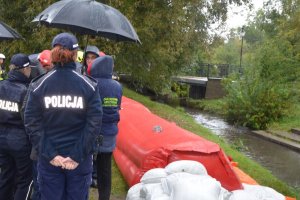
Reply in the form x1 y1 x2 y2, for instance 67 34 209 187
50 155 79 170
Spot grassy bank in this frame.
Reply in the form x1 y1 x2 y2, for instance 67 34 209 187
90 87 299 199
268 104 300 132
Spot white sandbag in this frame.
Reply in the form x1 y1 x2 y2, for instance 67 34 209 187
219 187 232 200
161 172 221 200
230 184 285 200
140 168 168 184
153 195 170 200
126 183 144 200
229 190 257 200
165 160 207 175
140 183 168 200
242 184 285 200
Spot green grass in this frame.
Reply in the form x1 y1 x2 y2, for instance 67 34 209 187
90 86 299 199
89 159 128 199
268 103 300 132
186 98 227 116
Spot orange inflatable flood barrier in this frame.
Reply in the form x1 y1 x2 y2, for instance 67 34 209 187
114 97 296 199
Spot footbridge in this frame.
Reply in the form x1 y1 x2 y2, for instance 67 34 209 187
172 76 225 99
173 63 239 99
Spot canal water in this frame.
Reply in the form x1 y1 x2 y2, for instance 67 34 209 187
187 110 300 189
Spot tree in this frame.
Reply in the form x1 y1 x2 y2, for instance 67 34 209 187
0 0 249 94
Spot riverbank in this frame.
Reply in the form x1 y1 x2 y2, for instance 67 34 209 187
185 97 300 133
89 87 299 199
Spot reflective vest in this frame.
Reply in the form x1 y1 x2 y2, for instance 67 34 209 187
0 70 4 80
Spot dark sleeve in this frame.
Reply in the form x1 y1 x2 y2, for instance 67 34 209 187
70 85 103 163
20 84 33 121
24 90 45 155
118 84 123 110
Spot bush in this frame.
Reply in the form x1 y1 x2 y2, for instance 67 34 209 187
224 69 292 130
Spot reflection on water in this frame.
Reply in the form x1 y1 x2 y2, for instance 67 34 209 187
187 110 300 188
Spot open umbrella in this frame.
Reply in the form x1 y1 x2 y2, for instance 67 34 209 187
0 21 23 41
32 0 141 44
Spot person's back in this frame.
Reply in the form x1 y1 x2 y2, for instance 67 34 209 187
24 33 103 200
89 55 122 200
0 71 29 128
89 55 122 139
0 53 33 200
29 63 99 160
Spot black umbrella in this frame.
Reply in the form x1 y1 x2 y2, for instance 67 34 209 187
0 21 23 41
32 0 141 44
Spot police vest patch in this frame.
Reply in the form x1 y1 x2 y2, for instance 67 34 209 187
103 97 118 107
0 99 19 112
44 96 84 109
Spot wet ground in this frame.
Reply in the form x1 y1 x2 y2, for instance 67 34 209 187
187 110 300 189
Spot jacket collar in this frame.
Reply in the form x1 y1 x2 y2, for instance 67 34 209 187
7 70 31 84
55 62 77 70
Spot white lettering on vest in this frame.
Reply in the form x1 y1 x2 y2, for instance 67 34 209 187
0 99 19 112
44 96 84 109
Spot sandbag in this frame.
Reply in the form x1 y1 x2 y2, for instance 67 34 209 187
126 183 144 200
219 187 232 200
140 168 168 184
161 172 221 200
164 160 207 176
140 183 165 200
230 184 285 200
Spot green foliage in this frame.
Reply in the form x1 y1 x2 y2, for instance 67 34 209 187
0 0 249 94
224 65 292 130
213 37 241 65
171 82 188 98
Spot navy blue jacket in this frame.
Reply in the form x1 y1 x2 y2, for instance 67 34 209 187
0 70 31 148
90 56 122 152
24 62 103 163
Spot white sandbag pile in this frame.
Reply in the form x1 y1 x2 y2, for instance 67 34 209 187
229 183 285 200
126 160 285 200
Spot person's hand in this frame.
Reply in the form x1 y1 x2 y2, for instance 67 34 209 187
50 155 65 167
62 157 79 170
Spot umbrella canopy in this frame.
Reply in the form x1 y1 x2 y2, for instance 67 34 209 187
0 21 23 41
32 0 141 44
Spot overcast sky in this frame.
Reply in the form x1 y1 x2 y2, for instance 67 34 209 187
226 0 264 29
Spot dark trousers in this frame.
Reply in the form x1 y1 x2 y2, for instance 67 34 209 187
31 160 40 200
38 156 92 200
0 136 32 200
96 152 112 200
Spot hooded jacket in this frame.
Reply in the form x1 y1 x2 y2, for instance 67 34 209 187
0 70 31 149
24 62 103 163
90 56 122 152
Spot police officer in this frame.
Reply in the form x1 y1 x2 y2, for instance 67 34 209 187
88 56 122 200
0 53 33 200
24 32 103 200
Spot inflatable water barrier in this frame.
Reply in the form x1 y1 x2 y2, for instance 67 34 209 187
113 97 296 200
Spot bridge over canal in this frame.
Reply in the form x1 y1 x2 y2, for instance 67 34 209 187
172 76 226 99
173 63 241 99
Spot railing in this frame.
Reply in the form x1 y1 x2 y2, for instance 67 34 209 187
197 63 242 78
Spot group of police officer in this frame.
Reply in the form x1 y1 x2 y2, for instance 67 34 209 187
0 32 122 200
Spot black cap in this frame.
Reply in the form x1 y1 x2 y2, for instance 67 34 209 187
52 32 79 50
10 53 30 69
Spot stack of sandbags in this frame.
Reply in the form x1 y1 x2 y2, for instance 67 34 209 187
126 160 285 200
126 160 227 200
